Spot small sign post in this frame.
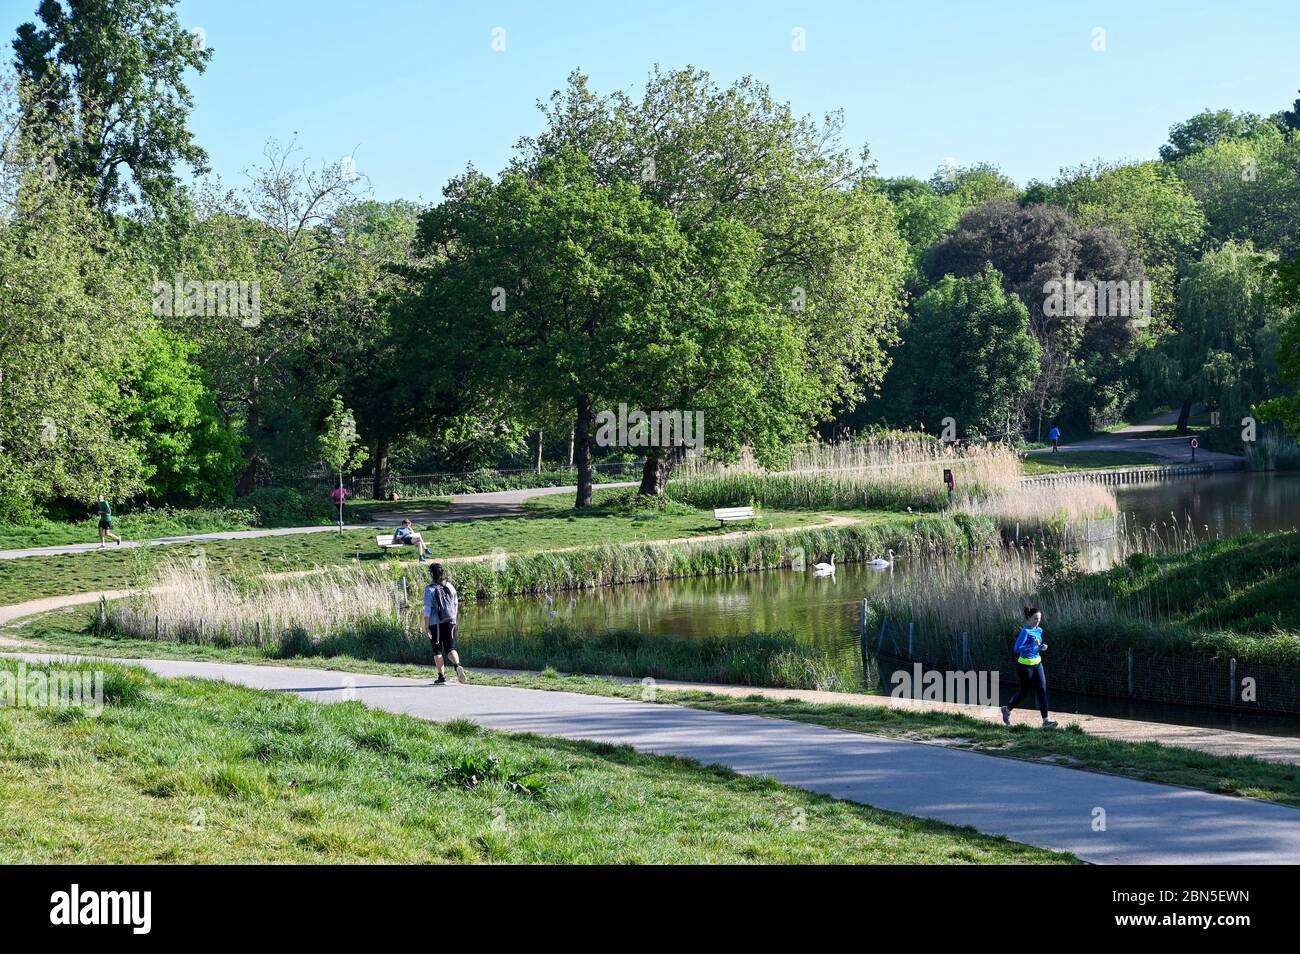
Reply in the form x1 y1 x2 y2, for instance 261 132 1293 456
943 468 954 507
1190 435 1199 463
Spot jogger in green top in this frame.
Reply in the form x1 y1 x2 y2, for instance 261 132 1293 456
96 494 122 548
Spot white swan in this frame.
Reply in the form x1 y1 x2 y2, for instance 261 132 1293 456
866 548 894 569
812 554 836 576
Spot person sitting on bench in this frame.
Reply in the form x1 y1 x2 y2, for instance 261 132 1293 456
394 519 432 561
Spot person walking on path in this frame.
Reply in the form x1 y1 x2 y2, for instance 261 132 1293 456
1001 605 1057 728
95 495 122 548
1048 425 1061 453
423 562 466 685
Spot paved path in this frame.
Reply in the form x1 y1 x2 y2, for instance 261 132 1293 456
1024 408 1245 468
5 652 1297 864
3 558 1296 767
0 483 639 561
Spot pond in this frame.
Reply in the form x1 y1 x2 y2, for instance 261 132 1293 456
459 471 1300 734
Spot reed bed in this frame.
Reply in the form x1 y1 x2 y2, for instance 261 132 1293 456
1245 429 1300 471
958 482 1119 543
411 515 998 599
668 437 1021 512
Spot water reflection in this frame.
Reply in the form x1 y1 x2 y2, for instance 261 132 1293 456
459 472 1300 733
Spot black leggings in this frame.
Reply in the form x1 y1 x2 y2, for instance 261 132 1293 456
1007 663 1049 719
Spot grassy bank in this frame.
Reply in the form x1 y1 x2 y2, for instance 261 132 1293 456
0 492 820 606
1019 451 1164 474
0 657 1063 863
876 532 1300 667
8 616 1300 809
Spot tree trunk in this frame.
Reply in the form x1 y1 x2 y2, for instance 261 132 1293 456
574 396 594 508
568 428 574 468
372 439 391 500
535 429 544 474
637 444 675 496
1176 398 1193 433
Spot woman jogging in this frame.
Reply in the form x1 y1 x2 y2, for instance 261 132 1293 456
1001 605 1057 728
95 494 122 548
423 563 466 685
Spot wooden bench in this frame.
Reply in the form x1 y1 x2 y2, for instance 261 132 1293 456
376 534 401 555
714 506 756 527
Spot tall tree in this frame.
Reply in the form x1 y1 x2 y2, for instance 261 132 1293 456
1159 109 1274 162
410 153 819 506
883 265 1040 441
1152 242 1287 428
515 68 909 490
924 201 1148 435
12 0 210 220
1042 161 1206 334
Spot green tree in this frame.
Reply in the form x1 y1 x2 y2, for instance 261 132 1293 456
0 122 148 520
924 201 1148 436
411 152 819 505
317 395 367 530
519 68 910 480
1043 161 1206 333
1159 109 1274 162
1175 125 1300 257
930 162 1020 208
114 328 242 503
1151 242 1287 428
1254 258 1300 437
11 0 210 219
884 265 1040 440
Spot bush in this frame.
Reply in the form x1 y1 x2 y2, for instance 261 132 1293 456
237 487 338 527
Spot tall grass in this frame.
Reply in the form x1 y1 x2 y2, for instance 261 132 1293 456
100 561 863 689
668 438 1021 512
957 482 1118 543
413 515 998 599
1245 429 1300 471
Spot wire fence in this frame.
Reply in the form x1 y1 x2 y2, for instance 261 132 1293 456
863 608 1300 716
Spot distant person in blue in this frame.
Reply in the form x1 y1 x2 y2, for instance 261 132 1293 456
1048 425 1061 453
1001 605 1057 728
394 518 432 562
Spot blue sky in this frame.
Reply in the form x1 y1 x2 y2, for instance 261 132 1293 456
3 0 1297 202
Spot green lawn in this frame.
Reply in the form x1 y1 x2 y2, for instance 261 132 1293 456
1020 450 1165 474
0 490 822 607
11 611 1299 809
0 657 1064 864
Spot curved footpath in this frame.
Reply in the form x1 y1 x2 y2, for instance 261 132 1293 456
0 482 640 561
5 650 1300 865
